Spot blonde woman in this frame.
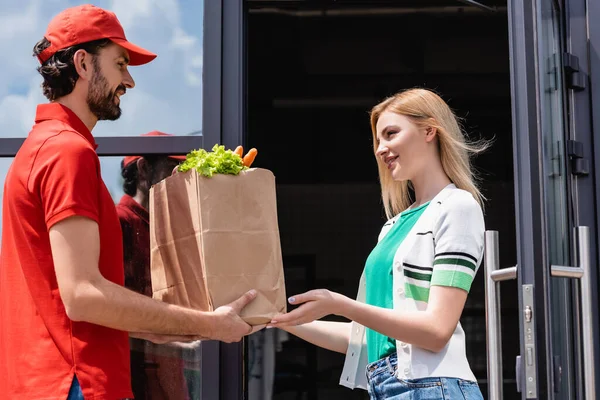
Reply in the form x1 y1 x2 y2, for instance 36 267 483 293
269 88 487 399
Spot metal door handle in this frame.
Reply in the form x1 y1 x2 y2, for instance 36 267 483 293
550 226 595 399
485 231 517 400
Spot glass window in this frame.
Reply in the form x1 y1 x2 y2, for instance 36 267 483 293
0 0 204 138
101 157 127 202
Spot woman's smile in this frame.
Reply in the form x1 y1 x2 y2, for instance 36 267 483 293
384 155 398 170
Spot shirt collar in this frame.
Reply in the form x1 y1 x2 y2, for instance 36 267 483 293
119 194 149 224
35 103 97 150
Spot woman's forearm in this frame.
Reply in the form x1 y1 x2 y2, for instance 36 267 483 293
338 297 449 352
271 287 464 353
280 321 351 354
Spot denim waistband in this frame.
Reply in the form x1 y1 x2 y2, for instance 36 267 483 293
366 352 398 381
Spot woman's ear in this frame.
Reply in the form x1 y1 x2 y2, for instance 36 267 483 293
424 126 438 143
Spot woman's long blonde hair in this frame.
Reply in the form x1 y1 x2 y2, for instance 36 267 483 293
370 88 489 219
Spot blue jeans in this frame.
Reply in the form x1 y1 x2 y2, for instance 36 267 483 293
366 353 484 399
67 376 84 400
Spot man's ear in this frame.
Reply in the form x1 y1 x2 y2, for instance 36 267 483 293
73 49 92 80
424 126 438 143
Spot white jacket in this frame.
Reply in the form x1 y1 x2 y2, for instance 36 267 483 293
339 184 485 389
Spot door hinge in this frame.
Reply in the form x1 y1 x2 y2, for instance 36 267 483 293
563 53 587 91
567 140 590 176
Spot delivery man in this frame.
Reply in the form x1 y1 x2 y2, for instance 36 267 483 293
0 5 259 400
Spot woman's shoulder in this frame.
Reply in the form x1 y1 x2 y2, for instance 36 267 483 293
435 187 485 231
440 187 482 211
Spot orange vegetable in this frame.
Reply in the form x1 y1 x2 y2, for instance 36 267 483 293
242 148 258 167
234 146 244 157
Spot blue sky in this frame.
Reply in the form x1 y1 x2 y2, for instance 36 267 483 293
0 0 205 238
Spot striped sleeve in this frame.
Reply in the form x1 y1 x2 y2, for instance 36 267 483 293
430 193 485 292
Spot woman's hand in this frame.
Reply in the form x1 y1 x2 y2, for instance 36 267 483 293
269 289 347 327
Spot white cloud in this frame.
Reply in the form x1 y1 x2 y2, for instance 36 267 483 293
0 76 46 136
0 0 41 41
170 27 202 87
110 0 180 29
109 0 154 28
108 0 201 87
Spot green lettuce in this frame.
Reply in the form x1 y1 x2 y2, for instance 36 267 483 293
178 144 247 177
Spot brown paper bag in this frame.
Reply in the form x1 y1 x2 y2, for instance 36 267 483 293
149 168 287 325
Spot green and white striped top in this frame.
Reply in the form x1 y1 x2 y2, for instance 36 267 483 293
365 201 430 363
340 184 485 389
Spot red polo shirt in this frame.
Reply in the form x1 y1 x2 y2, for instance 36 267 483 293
0 103 132 399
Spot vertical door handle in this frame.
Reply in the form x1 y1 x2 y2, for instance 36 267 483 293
550 226 595 399
485 231 518 400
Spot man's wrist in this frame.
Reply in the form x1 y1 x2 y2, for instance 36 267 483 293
197 310 218 339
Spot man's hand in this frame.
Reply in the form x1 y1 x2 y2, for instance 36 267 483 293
211 290 258 343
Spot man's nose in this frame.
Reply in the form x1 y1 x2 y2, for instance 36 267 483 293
123 69 135 89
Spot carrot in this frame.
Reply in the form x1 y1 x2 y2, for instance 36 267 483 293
242 148 258 167
234 146 244 158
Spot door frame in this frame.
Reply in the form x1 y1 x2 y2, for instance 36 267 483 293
508 0 600 398
204 0 248 398
508 0 558 397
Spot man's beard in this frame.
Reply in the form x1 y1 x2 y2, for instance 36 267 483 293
87 59 125 121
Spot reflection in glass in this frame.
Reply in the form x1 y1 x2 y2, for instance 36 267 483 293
248 328 289 399
101 155 201 399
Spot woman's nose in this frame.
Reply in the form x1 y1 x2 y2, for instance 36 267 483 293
376 144 388 158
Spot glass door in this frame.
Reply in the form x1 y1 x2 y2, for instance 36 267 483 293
536 0 585 398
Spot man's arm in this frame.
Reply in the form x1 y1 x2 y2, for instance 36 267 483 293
50 216 256 342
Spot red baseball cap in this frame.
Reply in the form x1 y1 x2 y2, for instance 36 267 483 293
38 4 157 66
122 131 187 168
